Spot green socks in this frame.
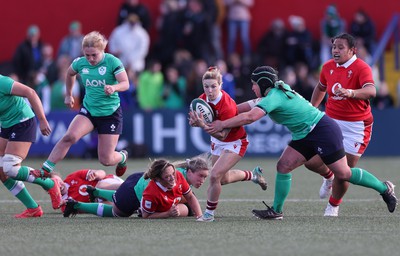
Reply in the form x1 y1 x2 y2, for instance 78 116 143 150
349 167 387 194
42 160 56 173
273 173 292 213
94 188 116 202
3 178 38 208
76 202 114 217
13 165 54 190
118 152 127 166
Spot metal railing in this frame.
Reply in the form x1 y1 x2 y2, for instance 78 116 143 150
369 13 400 80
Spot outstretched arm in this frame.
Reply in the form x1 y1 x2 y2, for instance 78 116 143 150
206 107 265 134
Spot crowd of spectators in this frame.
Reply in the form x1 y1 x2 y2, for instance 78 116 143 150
5 1 396 112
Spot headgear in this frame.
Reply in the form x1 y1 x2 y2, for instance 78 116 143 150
251 66 278 96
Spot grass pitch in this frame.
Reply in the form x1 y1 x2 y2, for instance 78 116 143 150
0 157 399 256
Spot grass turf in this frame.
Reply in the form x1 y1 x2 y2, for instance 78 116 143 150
0 157 399 256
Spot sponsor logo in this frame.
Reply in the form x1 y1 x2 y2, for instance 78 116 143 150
331 82 344 100
330 70 333 75
85 79 106 87
79 185 89 196
82 68 89 74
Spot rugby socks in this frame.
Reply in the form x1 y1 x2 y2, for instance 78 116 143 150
118 151 127 167
93 188 115 201
76 202 114 217
205 200 218 215
42 160 56 173
322 169 334 180
3 178 38 209
14 165 54 190
242 170 253 181
349 167 387 194
273 173 292 213
328 196 342 207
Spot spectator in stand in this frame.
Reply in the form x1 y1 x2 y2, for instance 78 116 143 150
256 18 288 70
136 59 164 111
173 49 194 79
39 43 58 85
320 4 346 64
216 59 236 100
350 9 376 55
116 0 151 31
153 0 182 68
12 25 44 86
227 52 250 102
30 70 51 115
293 62 315 102
286 15 314 69
373 81 394 109
50 55 81 111
179 0 214 63
186 59 208 103
209 0 225 61
162 64 187 109
109 13 150 83
280 66 297 89
57 21 84 61
224 0 254 60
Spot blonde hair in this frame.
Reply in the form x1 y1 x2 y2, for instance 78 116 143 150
202 66 222 85
173 153 211 173
82 31 108 51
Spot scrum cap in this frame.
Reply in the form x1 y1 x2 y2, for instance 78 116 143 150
251 66 278 96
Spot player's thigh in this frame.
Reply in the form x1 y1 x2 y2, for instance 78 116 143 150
0 137 7 155
66 115 94 140
212 151 242 177
97 134 120 156
5 141 32 159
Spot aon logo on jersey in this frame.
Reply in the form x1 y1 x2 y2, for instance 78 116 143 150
86 79 106 87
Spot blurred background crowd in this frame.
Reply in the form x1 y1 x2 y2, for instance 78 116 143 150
1 0 399 113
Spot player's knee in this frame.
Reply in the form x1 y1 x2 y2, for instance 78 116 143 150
99 156 113 166
2 154 22 177
61 133 79 144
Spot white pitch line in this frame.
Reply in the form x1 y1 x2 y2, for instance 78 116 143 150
0 198 380 203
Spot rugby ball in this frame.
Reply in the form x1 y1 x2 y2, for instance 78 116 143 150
190 98 215 123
